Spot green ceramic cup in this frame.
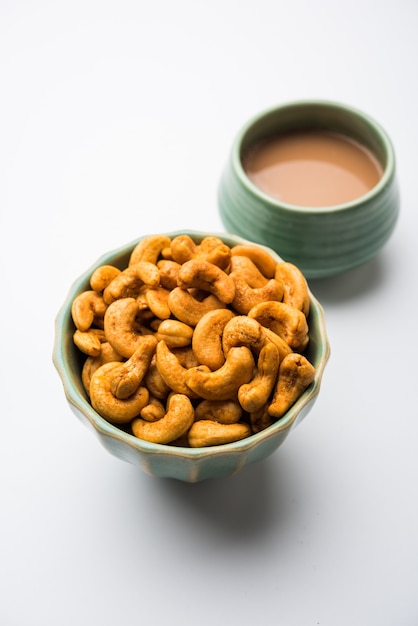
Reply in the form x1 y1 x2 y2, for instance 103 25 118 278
218 100 400 279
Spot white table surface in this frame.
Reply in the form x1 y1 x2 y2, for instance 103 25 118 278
1 1 417 624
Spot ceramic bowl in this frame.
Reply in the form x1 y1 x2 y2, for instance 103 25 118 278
218 100 400 279
53 230 330 482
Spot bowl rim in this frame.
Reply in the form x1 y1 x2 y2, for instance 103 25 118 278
53 230 330 460
232 99 396 214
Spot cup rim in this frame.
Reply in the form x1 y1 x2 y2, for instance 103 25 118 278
232 99 396 214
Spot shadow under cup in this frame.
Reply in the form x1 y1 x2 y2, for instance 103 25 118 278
218 100 400 279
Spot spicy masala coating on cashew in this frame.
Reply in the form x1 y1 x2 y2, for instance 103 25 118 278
71 234 316 447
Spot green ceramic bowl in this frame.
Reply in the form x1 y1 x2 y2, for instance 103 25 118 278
53 231 330 482
218 100 400 279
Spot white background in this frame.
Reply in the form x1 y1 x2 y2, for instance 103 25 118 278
1 1 417 624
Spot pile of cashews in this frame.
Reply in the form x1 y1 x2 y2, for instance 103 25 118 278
71 234 316 448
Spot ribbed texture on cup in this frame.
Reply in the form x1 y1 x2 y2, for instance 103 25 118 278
218 163 400 279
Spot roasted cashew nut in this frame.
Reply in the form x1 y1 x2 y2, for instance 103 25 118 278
103 261 160 304
186 346 255 401
143 354 171 400
129 234 172 266
145 286 171 320
169 234 231 270
230 273 283 315
155 319 194 348
192 308 235 370
230 255 268 288
144 346 199 400
268 353 316 419
250 407 275 434
81 342 124 395
196 236 231 270
71 290 108 332
73 328 106 357
109 335 157 400
104 297 154 358
194 399 243 424
248 301 309 351
188 420 252 448
90 265 121 293
131 393 194 444
275 261 310 316
170 346 200 369
231 244 277 278
135 291 154 322
221 315 265 356
90 361 149 424
155 340 199 398
261 327 293 361
168 287 226 327
177 259 236 304
238 342 280 413
157 259 181 291
169 234 198 264
139 395 166 422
